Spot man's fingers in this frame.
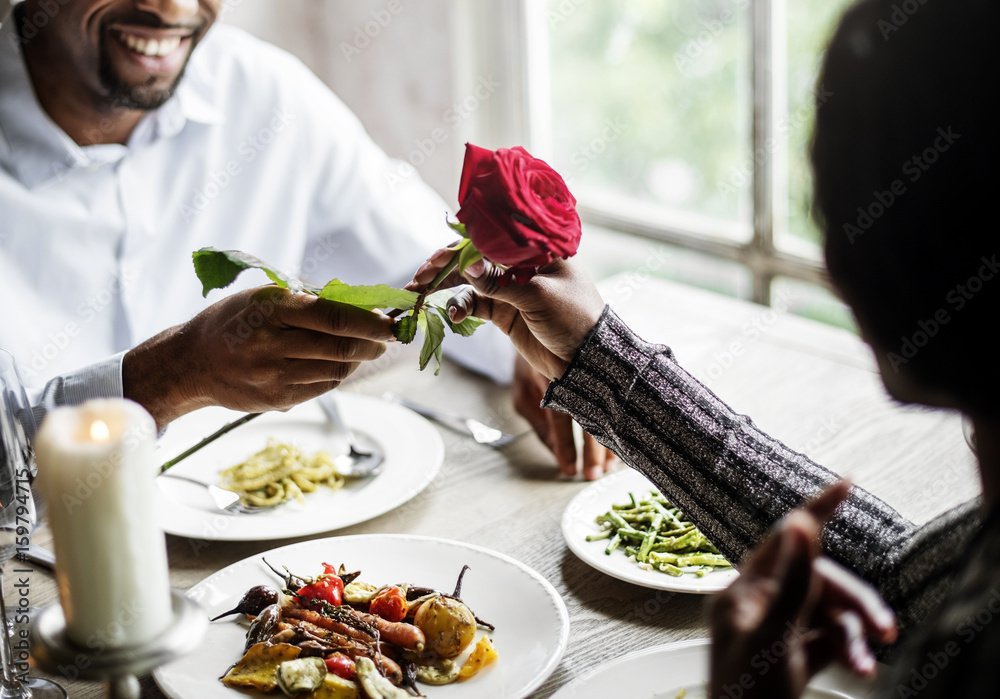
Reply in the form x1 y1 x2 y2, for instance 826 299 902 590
276 330 388 363
582 433 605 481
549 410 578 476
277 296 396 341
279 358 362 385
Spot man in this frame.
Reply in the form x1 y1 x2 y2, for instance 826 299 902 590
0 0 612 474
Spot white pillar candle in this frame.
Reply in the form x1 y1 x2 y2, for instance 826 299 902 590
34 398 172 649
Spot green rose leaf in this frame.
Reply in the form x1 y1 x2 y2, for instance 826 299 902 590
318 280 419 311
417 309 445 375
424 290 484 338
434 306 483 338
447 220 469 239
393 314 419 344
192 247 308 297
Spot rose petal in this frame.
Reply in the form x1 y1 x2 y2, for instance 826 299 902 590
458 143 497 205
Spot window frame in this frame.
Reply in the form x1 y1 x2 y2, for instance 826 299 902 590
469 0 830 306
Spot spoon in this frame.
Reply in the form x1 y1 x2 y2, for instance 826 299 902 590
318 393 384 478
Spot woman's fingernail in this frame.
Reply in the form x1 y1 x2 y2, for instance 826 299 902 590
465 259 485 278
448 306 458 320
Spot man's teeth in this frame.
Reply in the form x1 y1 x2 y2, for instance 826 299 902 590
119 32 182 58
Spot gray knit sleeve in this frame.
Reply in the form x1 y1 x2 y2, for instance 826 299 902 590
543 307 981 639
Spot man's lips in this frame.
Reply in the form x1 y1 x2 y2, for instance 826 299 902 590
106 26 195 75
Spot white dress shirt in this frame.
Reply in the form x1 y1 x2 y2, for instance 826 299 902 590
0 10 512 421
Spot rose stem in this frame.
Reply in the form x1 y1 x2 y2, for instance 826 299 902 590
387 256 461 319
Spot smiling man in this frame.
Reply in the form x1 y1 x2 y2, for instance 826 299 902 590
21 0 214 143
0 0 517 431
0 0 612 475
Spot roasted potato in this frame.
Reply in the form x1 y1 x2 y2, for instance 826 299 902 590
413 595 476 659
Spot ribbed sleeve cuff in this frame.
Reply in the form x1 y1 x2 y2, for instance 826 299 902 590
31 352 126 428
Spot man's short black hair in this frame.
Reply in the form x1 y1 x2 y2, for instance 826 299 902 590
812 0 999 415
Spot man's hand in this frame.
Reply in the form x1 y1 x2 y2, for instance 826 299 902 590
123 286 395 430
709 482 897 699
513 355 615 479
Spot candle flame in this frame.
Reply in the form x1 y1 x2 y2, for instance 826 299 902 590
90 420 111 442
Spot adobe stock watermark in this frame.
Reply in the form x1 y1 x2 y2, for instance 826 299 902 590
563 118 626 186
608 244 678 303
674 0 749 77
55 600 149 681
57 419 158 515
384 75 500 191
884 254 998 374
717 85 834 199
697 287 797 387
20 268 138 382
7 0 71 49
548 0 590 28
180 107 295 223
895 587 1000 697
340 0 410 63
878 0 928 41
843 126 961 244
717 621 810 699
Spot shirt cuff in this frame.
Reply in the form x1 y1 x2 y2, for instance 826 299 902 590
30 352 126 429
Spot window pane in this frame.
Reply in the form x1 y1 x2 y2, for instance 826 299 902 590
577 225 753 301
547 0 752 238
780 0 857 254
771 277 857 333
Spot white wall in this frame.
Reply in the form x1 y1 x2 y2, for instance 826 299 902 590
222 0 467 204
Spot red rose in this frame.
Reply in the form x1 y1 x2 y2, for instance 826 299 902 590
456 144 581 274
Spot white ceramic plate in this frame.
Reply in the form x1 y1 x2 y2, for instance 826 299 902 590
154 393 443 541
550 638 880 698
562 468 740 594
153 534 570 699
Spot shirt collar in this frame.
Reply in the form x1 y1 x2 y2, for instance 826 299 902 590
0 8 223 189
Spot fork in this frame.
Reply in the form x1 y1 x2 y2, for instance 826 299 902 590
158 473 281 515
384 393 521 447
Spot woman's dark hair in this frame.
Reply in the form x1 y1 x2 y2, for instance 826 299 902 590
812 0 999 415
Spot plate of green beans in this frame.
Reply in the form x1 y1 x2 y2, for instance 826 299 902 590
561 469 738 593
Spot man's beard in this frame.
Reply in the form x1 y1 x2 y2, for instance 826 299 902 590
97 37 189 111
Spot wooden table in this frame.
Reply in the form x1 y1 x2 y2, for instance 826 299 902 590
10 274 980 697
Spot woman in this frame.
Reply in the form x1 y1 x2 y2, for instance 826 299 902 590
414 0 998 694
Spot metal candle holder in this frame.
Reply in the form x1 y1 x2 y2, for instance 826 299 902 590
30 589 206 699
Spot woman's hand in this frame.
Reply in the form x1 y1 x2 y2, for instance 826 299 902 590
410 250 605 381
710 481 897 699
409 248 614 478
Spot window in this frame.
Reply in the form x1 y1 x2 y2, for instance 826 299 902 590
474 0 857 328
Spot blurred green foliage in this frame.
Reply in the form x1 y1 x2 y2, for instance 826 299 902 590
548 0 855 248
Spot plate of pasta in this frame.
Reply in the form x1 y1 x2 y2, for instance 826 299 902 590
154 392 443 541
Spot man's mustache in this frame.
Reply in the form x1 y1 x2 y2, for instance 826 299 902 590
101 11 204 33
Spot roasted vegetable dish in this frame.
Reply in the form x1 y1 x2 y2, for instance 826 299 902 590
215 560 498 697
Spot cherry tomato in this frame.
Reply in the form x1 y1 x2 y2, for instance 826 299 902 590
324 652 356 680
369 586 408 622
297 562 344 610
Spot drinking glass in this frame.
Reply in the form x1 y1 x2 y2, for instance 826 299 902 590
0 349 67 699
